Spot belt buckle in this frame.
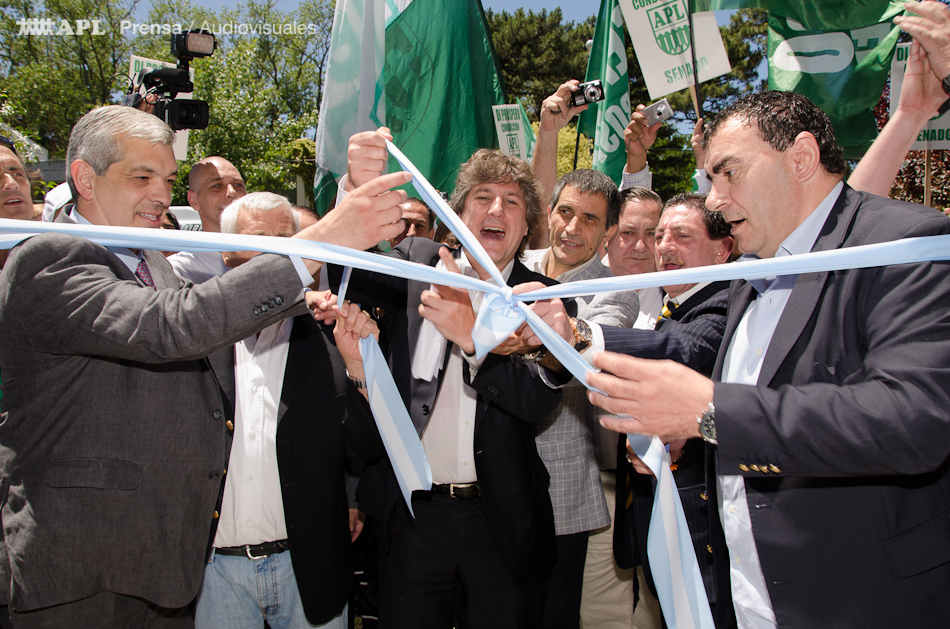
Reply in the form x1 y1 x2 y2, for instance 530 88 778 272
245 545 266 561
449 483 476 499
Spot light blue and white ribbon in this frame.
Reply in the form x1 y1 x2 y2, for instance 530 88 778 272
628 434 715 629
360 335 432 515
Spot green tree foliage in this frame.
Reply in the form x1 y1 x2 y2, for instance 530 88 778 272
486 8 594 117
0 0 137 155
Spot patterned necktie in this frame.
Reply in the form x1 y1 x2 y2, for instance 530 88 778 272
658 298 678 321
135 257 156 289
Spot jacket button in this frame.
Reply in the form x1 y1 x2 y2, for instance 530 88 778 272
749 464 761 472
268 300 276 308
226 420 234 431
700 492 708 501
707 544 713 554
275 296 283 305
738 463 750 472
422 404 430 416
213 510 219 519
254 307 261 316
212 410 223 420
209 471 220 480
261 304 269 312
768 464 782 474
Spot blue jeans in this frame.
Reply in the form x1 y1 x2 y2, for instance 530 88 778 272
195 549 347 629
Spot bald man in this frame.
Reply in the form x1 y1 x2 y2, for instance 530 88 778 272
168 156 248 283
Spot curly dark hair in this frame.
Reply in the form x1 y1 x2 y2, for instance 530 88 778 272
703 91 846 175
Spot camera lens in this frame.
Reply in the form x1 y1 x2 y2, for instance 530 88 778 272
585 84 603 101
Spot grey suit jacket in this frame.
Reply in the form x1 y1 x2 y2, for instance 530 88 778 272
530 252 639 535
711 185 950 628
0 230 308 611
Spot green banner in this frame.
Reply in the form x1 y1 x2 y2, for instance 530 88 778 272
384 0 507 196
578 0 632 183
693 0 905 156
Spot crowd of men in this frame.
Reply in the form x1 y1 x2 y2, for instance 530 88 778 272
0 2 948 628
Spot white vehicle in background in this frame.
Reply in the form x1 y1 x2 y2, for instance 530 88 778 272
167 206 202 230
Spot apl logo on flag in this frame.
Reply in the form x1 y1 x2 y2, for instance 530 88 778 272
649 0 690 56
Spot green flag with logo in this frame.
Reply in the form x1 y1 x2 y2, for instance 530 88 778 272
693 0 905 156
384 0 507 196
578 0 632 183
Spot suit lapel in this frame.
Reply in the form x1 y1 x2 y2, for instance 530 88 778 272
278 316 328 425
670 281 729 321
757 186 860 386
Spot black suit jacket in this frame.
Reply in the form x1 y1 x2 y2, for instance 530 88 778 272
606 281 734 627
710 186 950 628
212 314 377 625
332 237 567 589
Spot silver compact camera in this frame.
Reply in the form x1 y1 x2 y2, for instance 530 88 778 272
570 80 605 108
641 98 673 126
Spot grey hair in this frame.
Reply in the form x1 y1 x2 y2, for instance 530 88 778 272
66 106 175 198
220 191 299 235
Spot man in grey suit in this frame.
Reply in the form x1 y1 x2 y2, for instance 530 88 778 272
519 168 638 628
593 91 950 627
0 105 408 627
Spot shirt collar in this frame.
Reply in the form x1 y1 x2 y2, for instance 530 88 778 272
459 248 515 284
520 246 600 282
67 205 142 274
741 181 844 293
667 280 711 307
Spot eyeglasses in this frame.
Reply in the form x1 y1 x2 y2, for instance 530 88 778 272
0 136 16 155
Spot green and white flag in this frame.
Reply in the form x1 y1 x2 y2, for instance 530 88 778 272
313 0 506 210
694 0 905 156
384 0 506 195
578 0 632 184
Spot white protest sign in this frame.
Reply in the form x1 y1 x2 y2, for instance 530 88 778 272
618 0 731 100
129 55 195 160
492 104 529 160
890 43 950 151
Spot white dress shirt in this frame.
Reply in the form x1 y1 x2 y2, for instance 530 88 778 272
213 318 294 548
419 250 506 484
718 182 843 628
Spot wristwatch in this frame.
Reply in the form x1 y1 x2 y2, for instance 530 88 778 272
521 348 547 363
345 369 367 389
697 402 717 445
570 317 592 353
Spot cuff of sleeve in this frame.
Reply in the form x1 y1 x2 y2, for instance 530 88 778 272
692 168 711 194
335 174 350 206
621 165 653 191
582 321 606 367
290 256 315 286
461 347 487 380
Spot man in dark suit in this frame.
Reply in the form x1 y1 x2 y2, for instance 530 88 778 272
332 133 582 628
194 191 376 628
0 105 407 627
592 91 950 628
601 193 734 627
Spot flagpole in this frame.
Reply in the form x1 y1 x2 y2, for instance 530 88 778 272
687 0 703 119
925 149 932 207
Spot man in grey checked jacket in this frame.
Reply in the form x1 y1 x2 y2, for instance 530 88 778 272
520 169 639 628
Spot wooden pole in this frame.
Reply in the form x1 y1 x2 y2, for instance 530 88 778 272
688 85 701 119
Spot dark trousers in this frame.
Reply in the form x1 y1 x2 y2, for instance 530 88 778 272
10 591 193 629
376 491 544 629
540 532 589 629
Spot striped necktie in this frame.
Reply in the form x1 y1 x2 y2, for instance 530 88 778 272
658 297 678 321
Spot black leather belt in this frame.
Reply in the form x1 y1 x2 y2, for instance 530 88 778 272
215 539 289 560
428 482 480 500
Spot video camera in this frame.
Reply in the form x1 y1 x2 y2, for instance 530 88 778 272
125 30 216 131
